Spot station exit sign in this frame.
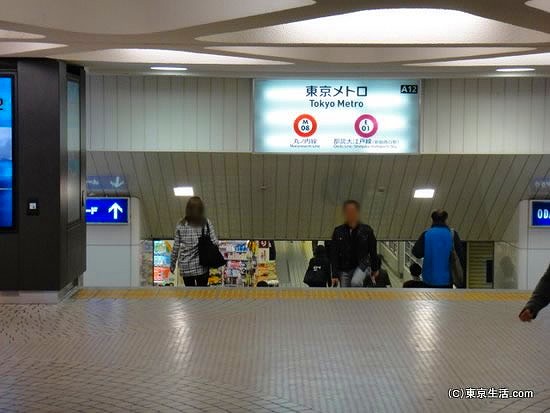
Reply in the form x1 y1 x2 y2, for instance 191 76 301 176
86 198 129 224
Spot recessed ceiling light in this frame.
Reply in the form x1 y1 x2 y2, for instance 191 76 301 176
151 66 188 71
414 188 435 199
525 0 550 13
174 186 194 197
496 67 536 72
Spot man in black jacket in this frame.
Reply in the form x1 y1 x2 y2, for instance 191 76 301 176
330 200 380 288
519 264 550 321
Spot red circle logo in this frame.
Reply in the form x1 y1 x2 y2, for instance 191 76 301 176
354 114 378 138
293 114 318 138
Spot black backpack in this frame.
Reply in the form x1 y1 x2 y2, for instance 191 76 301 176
198 222 226 268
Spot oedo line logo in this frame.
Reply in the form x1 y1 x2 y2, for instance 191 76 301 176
354 114 378 138
293 114 317 138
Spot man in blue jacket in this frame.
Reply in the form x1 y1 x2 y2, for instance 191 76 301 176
412 209 463 288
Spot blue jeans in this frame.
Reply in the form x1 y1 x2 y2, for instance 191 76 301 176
340 267 369 288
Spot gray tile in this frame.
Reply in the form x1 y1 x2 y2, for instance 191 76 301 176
0 292 549 412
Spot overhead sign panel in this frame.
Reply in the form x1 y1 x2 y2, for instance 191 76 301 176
254 79 420 154
86 198 129 224
86 175 128 192
531 200 550 227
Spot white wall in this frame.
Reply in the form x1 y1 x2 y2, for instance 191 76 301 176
421 78 550 154
84 197 142 287
87 75 252 152
494 200 550 290
87 75 550 154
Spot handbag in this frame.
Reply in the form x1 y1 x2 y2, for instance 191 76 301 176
449 229 464 288
304 264 329 286
198 222 226 268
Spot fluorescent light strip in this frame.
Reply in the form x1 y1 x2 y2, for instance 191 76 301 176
174 186 194 196
151 66 188 71
414 188 435 199
496 67 535 72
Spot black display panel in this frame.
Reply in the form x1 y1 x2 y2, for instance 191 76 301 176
67 79 81 224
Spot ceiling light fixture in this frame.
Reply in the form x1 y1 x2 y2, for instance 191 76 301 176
151 66 188 71
174 186 194 197
414 188 435 199
496 67 536 72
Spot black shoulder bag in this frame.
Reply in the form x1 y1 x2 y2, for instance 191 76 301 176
198 222 226 268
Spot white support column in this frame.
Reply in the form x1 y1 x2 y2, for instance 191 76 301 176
84 197 142 287
495 200 550 290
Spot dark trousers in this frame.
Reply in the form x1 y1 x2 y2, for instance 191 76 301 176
307 282 328 288
183 273 209 287
424 284 452 289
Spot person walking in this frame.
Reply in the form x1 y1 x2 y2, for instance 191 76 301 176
170 196 219 287
412 209 463 288
403 262 425 288
519 264 550 321
304 245 332 287
330 200 380 288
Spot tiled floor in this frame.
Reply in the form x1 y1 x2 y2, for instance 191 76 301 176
0 288 549 412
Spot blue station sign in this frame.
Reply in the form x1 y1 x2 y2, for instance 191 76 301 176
531 201 550 227
86 198 129 224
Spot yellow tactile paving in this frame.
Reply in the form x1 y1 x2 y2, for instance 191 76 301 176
72 288 531 301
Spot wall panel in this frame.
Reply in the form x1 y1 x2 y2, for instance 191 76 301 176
88 75 252 152
86 152 550 241
88 75 550 154
421 78 550 154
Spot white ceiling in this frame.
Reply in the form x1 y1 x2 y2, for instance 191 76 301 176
0 0 315 35
0 0 550 76
87 152 550 241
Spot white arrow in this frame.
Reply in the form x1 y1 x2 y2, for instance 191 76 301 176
110 176 125 188
85 206 98 215
108 202 123 220
87 179 100 186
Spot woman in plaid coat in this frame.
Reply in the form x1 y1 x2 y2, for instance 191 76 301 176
170 197 219 287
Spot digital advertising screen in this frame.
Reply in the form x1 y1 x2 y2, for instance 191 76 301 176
254 79 420 154
0 76 13 229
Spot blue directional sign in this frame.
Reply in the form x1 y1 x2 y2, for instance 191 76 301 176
86 198 129 224
531 201 550 227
